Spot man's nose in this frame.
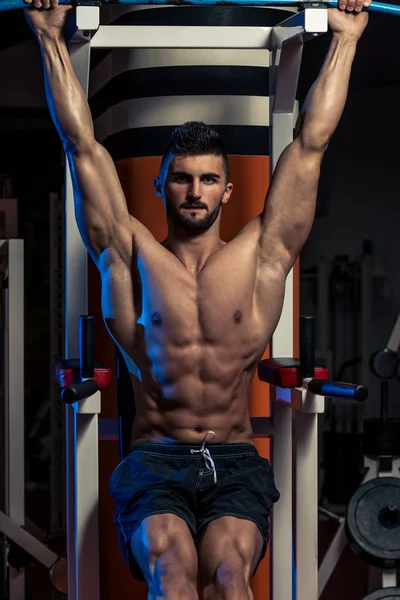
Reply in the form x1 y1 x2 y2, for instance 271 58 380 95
187 180 201 199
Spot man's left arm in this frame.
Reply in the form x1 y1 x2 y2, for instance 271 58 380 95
258 1 369 275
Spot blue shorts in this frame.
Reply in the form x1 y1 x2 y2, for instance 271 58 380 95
109 441 280 581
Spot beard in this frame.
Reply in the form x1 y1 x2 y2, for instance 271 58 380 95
165 193 224 234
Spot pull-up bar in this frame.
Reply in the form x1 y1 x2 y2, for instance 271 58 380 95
2 0 400 13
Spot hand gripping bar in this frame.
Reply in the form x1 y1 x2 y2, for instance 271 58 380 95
2 0 400 14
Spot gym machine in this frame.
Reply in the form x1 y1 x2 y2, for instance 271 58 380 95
62 6 330 600
318 313 400 600
0 4 331 599
0 1 394 599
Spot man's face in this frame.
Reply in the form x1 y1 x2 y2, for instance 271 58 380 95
158 154 233 234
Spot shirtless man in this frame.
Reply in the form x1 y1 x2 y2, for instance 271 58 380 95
26 2 368 598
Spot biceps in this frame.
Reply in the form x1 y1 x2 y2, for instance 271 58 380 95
67 142 131 257
101 259 136 351
260 141 322 267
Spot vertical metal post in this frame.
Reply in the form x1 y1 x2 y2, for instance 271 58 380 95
268 12 327 599
295 406 319 600
65 35 100 600
269 23 303 600
271 399 293 600
1 240 25 600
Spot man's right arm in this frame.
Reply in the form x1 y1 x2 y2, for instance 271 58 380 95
28 6 134 266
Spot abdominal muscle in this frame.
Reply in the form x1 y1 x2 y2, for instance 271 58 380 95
129 354 257 446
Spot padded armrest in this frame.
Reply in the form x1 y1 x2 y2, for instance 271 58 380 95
258 358 329 388
55 359 112 390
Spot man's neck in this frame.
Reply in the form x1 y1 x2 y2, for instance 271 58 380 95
163 229 225 275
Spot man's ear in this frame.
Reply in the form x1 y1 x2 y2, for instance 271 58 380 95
154 176 164 199
222 182 233 205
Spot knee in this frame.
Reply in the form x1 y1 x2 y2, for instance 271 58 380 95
203 559 250 600
151 553 198 600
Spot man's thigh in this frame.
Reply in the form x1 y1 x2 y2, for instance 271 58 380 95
198 516 264 585
109 445 199 580
197 448 278 566
131 513 199 585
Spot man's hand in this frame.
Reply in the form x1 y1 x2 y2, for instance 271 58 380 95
24 0 73 38
328 0 370 41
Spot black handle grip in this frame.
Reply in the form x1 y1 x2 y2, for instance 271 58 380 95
79 315 95 380
61 379 99 405
300 315 315 378
307 378 368 401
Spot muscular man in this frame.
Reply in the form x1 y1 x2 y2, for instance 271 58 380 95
26 3 368 598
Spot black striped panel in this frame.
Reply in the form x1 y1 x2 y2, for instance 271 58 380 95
110 6 295 26
89 65 269 121
102 124 270 160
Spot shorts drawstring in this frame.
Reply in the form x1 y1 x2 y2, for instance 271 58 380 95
190 431 217 483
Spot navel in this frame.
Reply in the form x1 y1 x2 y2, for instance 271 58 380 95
151 312 163 327
233 310 243 324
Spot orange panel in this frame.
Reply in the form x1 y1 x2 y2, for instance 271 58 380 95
94 155 296 600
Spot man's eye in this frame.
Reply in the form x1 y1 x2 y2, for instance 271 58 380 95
203 177 216 184
175 176 187 183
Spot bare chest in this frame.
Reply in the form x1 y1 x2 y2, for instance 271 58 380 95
136 259 256 347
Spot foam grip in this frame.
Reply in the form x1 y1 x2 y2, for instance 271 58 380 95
307 379 368 401
79 315 95 379
258 358 329 388
61 379 99 404
55 359 111 390
299 315 315 378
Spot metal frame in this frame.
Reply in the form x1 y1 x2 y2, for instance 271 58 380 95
63 7 328 600
269 10 327 600
70 5 327 48
64 38 101 600
0 512 58 571
0 240 24 600
269 382 325 600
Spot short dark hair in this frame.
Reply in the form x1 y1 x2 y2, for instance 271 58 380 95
161 121 229 181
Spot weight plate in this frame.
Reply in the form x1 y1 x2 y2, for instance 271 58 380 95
370 348 398 379
346 477 400 568
363 588 400 599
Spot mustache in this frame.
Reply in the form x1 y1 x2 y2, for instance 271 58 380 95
180 202 208 210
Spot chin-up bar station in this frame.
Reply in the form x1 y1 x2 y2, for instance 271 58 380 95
0 0 386 599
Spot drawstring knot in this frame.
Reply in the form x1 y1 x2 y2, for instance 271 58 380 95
190 431 217 483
